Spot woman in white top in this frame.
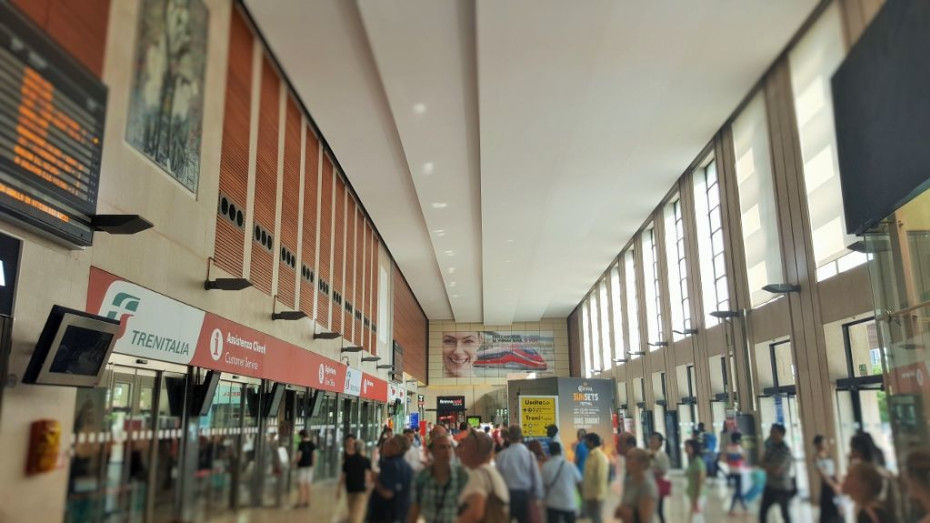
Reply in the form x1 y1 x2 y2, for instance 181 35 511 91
648 433 671 523
455 430 509 523
905 448 930 523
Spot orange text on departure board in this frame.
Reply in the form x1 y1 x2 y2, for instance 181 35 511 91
0 180 71 223
13 66 97 201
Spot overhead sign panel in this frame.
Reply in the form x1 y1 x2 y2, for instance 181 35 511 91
0 4 107 246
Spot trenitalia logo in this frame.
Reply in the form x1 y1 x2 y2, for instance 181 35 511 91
103 292 140 339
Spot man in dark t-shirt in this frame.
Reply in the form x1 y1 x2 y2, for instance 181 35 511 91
295 429 316 508
339 435 372 523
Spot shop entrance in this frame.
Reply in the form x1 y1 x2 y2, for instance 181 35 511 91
67 363 187 523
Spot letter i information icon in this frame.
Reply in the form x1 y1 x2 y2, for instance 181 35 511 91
210 329 224 361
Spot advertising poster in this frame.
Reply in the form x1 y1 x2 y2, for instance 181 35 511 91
441 331 554 378
519 396 558 438
557 378 616 463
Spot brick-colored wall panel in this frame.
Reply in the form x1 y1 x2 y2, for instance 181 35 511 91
332 178 346 335
276 96 301 308
214 10 253 277
249 56 279 295
393 268 426 383
316 158 333 329
345 199 357 344
299 130 320 317
14 0 110 78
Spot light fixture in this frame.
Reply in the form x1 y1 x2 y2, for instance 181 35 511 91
204 257 252 291
711 310 742 319
272 299 307 321
628 351 646 357
313 331 340 340
444 250 454 256
448 267 456 274
91 214 153 234
647 341 669 348
413 103 427 115
612 358 629 363
422 162 435 174
507 239 514 243
763 283 801 294
449 281 456 287
341 346 364 353
673 329 699 335
377 364 395 370
452 294 459 299
405 379 417 384
362 356 381 362
431 202 448 209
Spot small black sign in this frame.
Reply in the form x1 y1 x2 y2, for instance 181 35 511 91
437 395 465 412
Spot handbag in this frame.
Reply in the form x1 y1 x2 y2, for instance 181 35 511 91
657 476 672 497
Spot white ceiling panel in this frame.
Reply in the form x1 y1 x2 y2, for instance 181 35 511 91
245 0 818 324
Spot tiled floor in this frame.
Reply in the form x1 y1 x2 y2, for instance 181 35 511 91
206 472 818 522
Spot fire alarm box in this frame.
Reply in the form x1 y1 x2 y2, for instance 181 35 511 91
26 419 61 475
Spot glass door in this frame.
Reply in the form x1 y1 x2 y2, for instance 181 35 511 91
151 371 186 522
66 365 158 523
195 379 243 519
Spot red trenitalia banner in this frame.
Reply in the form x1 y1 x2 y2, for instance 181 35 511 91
86 267 383 397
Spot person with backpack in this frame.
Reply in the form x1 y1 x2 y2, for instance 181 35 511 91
541 442 582 523
408 434 467 523
455 429 510 523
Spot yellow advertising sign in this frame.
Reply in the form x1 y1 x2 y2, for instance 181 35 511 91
519 395 559 438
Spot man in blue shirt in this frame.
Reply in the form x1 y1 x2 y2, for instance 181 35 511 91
368 435 414 522
541 442 583 523
574 429 589 474
495 425 544 523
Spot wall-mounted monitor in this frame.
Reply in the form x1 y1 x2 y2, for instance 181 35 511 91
263 382 285 418
23 306 119 388
191 371 221 417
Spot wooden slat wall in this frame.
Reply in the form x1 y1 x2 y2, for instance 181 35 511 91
393 269 426 383
370 233 379 354
276 96 301 307
316 158 333 329
345 198 357 344
13 0 111 78
332 177 346 335
249 56 279 295
354 207 364 345
213 10 253 277
299 130 320 318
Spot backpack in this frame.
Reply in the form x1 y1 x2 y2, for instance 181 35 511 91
478 467 510 523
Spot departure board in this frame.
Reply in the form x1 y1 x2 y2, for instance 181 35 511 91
0 3 107 247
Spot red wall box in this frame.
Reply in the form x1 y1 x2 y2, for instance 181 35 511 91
85 267 389 397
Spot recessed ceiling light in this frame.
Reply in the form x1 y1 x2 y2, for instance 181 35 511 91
444 250 454 256
434 229 446 237
452 294 459 298
448 267 456 274
450 281 456 287
431 202 448 209
413 103 427 115
422 162 434 174
505 259 512 263
507 239 514 243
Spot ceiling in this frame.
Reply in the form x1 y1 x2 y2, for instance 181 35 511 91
245 0 819 324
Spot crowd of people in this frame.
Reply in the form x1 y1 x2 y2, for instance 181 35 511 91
300 420 930 523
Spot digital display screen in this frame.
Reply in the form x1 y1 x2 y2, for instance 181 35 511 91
0 3 107 246
48 325 113 376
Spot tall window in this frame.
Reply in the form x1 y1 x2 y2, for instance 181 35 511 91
624 249 641 358
734 93 784 306
642 226 664 347
789 2 867 281
665 196 692 340
693 159 730 326
589 294 602 373
582 301 592 377
599 279 612 368
609 265 625 364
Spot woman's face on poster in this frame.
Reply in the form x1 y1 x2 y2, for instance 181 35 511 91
442 332 482 377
